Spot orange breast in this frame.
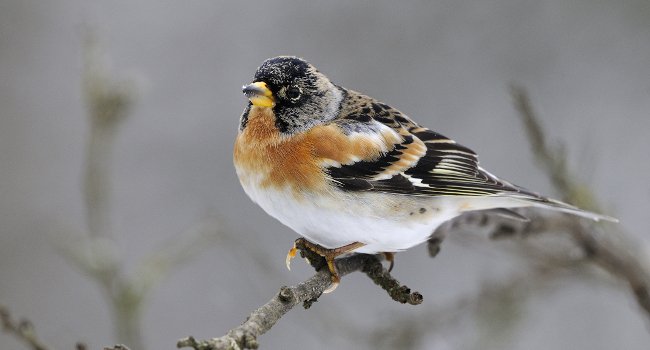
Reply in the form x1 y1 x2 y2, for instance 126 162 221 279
233 107 326 193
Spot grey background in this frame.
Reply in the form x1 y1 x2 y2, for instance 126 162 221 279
1 0 649 349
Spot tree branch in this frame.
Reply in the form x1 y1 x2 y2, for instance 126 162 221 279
511 85 650 319
510 85 603 210
177 249 422 350
102 345 131 350
54 33 222 350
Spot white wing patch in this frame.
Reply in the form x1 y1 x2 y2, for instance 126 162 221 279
401 173 431 188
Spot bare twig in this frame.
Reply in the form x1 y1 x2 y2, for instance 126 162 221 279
295 240 423 306
365 252 593 350
78 33 145 350
103 345 131 350
177 251 421 350
510 86 602 210
511 85 650 319
427 220 449 258
82 34 133 240
133 218 222 296
0 306 50 350
55 34 222 350
568 222 650 316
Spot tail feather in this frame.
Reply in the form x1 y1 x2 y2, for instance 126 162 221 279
510 194 618 223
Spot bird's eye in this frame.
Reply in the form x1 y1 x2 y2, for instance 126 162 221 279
285 86 302 100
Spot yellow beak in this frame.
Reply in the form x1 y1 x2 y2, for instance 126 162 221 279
242 82 274 107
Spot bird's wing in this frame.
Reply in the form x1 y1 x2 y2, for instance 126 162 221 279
320 108 617 222
322 113 535 198
313 92 616 222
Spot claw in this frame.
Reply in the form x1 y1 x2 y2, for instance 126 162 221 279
285 239 365 293
286 244 298 271
323 272 341 294
323 279 340 294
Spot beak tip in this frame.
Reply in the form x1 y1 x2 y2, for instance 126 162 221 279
241 82 275 107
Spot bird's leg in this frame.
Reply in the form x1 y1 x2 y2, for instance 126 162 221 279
383 252 395 272
286 238 365 293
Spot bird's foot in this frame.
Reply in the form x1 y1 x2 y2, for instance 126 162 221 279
287 238 365 293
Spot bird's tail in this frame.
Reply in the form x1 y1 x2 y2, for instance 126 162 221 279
509 194 618 223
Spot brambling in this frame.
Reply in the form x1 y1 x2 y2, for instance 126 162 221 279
234 56 616 293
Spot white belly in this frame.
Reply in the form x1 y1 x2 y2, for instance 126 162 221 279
239 176 466 254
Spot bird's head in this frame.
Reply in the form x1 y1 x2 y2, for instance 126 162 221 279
242 56 343 134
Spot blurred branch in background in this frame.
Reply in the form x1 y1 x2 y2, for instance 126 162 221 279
0 306 96 350
355 209 602 350
53 34 221 350
511 85 650 317
364 241 592 350
82 34 132 240
0 305 51 350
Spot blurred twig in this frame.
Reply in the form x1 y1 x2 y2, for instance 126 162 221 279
0 305 50 350
55 34 221 350
511 85 650 319
510 86 601 210
82 34 133 240
365 254 589 350
103 345 131 350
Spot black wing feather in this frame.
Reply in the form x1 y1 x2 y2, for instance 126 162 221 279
327 89 541 198
327 125 540 198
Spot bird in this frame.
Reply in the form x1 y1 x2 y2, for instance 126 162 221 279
233 56 616 293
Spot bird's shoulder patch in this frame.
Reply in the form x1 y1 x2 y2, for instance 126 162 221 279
306 120 402 168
